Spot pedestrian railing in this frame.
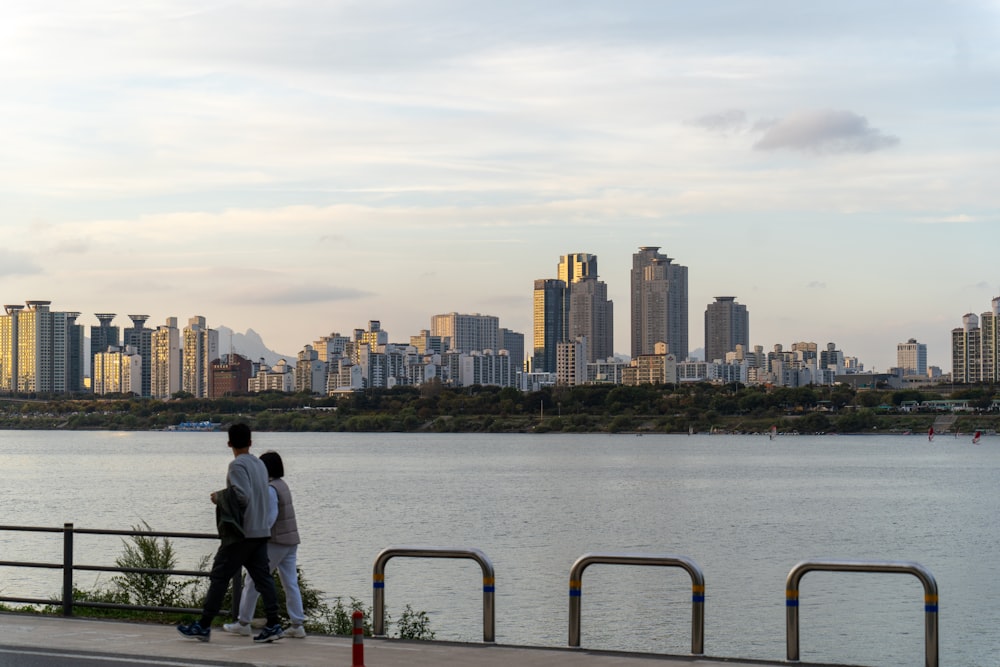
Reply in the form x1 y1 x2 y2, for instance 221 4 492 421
568 552 705 655
785 559 938 667
0 523 239 618
372 545 495 642
1 525 942 665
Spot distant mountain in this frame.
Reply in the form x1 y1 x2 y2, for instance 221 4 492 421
217 326 294 366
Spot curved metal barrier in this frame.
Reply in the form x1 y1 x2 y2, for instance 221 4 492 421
372 545 495 642
568 552 705 655
785 559 938 667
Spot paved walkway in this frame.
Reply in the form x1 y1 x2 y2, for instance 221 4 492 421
0 614 856 667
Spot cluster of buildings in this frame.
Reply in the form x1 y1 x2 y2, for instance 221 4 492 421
0 246 955 398
951 297 1000 384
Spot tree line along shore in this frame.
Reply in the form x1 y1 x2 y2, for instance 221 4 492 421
2 382 998 435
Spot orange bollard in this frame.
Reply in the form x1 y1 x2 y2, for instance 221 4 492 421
352 610 366 667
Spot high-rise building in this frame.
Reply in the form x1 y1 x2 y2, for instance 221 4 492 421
951 298 1000 384
952 313 982 384
93 346 142 395
430 313 499 353
123 315 153 397
559 253 613 364
0 305 19 392
349 321 388 364
64 312 85 393
295 345 326 393
499 327 525 373
819 342 845 374
790 342 818 364
897 338 928 377
455 349 516 387
557 252 597 285
90 313 119 387
631 246 689 361
704 296 749 363
313 333 351 362
0 301 83 394
182 316 219 398
151 317 181 398
532 278 566 373
410 330 446 356
980 297 1000 383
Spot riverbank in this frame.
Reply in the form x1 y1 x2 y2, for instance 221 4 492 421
1 384 997 435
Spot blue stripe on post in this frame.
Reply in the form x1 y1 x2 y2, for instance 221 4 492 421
569 589 581 597
786 599 799 607
692 594 705 603
373 581 384 589
483 585 495 593
925 604 938 613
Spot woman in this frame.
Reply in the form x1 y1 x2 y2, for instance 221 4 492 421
223 450 306 638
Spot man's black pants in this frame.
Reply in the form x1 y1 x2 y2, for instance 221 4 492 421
199 537 279 628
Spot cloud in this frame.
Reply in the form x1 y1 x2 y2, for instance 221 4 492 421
687 109 747 133
911 214 979 224
52 237 91 254
753 110 899 154
0 250 43 278
234 284 374 306
807 281 827 289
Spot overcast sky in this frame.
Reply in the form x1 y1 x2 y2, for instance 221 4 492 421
2 1 998 371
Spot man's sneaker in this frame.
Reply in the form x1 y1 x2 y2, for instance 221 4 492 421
222 621 252 636
177 621 211 642
253 624 284 643
285 624 307 638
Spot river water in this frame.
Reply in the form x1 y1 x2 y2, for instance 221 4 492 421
1 430 997 666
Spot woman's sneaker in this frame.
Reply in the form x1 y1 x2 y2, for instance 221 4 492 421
222 621 252 636
177 621 211 642
253 624 284 643
285 624 307 638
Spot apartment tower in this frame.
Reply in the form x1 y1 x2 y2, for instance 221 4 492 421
151 317 181 398
124 315 153 397
182 316 219 398
0 301 83 394
532 278 566 373
704 296 749 363
559 253 614 363
430 313 500 354
630 246 689 361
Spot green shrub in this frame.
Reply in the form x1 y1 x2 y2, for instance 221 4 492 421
112 522 198 608
45 524 435 640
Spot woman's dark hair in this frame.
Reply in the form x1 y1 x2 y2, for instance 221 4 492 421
259 451 284 479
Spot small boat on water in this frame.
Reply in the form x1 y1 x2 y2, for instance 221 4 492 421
166 420 221 432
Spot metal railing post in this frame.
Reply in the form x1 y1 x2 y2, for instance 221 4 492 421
0 524 226 615
568 552 705 655
785 559 938 667
372 546 496 642
62 523 74 617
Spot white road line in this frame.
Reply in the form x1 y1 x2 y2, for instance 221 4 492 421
0 647 217 666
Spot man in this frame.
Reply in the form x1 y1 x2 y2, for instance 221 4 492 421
177 423 284 643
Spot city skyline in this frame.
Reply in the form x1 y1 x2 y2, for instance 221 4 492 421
2 2 997 372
